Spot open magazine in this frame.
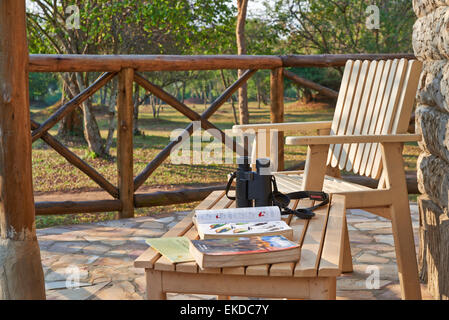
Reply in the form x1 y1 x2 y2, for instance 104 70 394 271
193 206 293 239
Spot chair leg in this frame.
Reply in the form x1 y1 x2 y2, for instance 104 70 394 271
389 198 422 300
381 142 421 300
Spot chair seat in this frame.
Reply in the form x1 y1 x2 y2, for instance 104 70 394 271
273 171 372 194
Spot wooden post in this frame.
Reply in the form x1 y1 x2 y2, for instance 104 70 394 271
270 68 285 171
117 68 135 218
0 0 46 299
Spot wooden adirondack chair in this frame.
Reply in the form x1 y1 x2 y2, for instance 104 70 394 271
233 58 423 300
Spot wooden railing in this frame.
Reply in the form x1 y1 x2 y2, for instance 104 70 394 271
30 53 416 218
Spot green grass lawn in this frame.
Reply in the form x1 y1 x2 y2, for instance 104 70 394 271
31 99 420 228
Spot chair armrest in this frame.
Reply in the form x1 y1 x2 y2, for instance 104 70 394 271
285 133 422 145
232 121 332 133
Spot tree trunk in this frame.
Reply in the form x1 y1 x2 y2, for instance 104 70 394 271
236 0 249 124
104 78 118 154
302 88 313 103
181 81 186 104
57 75 84 138
76 73 107 157
133 82 140 136
220 70 238 124
0 0 46 299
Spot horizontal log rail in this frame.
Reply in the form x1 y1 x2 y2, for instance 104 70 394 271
29 53 416 72
283 69 338 99
29 53 419 217
134 185 227 208
35 199 122 215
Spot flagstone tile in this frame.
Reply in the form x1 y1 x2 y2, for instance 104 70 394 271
347 209 377 218
353 221 392 230
356 243 395 251
347 231 374 244
352 264 399 281
373 234 395 246
140 221 165 229
368 227 395 235
48 241 89 254
45 281 91 291
46 281 109 300
82 243 111 255
94 281 142 300
337 290 375 300
356 253 390 264
155 216 175 223
337 277 391 291
37 227 73 236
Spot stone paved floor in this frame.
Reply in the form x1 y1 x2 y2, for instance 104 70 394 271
38 203 433 300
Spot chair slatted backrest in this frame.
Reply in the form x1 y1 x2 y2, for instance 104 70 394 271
326 59 422 179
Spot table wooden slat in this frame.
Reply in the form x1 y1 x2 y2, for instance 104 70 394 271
318 194 346 276
294 196 332 277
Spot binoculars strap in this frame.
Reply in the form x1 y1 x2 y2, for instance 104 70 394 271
271 176 329 220
225 171 237 200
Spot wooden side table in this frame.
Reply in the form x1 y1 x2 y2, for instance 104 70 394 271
134 190 349 300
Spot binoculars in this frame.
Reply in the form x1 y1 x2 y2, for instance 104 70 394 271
225 156 328 219
235 156 273 208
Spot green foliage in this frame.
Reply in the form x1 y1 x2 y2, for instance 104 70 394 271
29 72 60 103
83 150 99 160
27 0 236 55
267 0 415 54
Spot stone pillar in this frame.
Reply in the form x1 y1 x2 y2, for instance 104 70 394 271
413 0 449 300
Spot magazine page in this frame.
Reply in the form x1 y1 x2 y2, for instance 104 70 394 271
197 220 291 237
145 237 195 263
190 235 299 255
194 206 281 224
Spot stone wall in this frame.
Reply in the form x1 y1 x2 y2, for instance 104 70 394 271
413 0 449 300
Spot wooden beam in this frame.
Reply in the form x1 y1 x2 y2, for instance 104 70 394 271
29 54 283 72
28 53 416 73
117 68 135 218
0 0 46 299
35 200 122 215
134 185 226 207
283 69 338 99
